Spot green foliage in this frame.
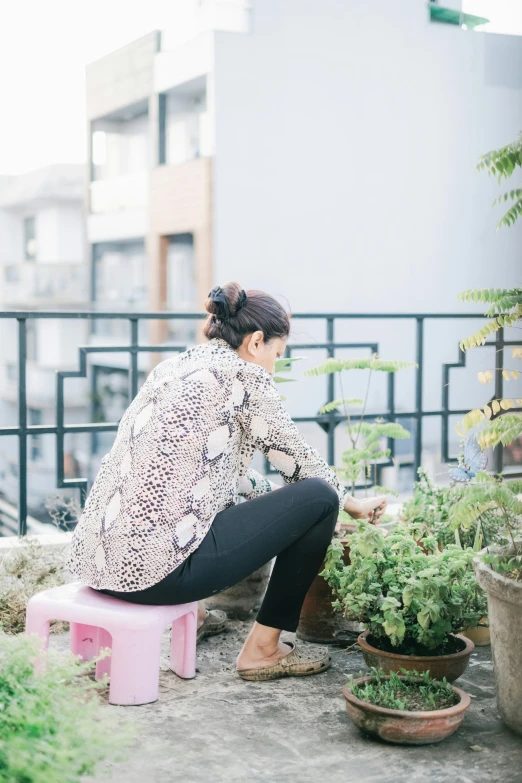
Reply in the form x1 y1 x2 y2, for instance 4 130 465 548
456 286 522 449
319 397 364 414
322 523 487 653
305 357 416 377
273 356 303 384
306 352 414 496
458 287 522 350
449 474 522 579
400 468 505 551
348 668 459 712
0 633 130 783
476 132 522 229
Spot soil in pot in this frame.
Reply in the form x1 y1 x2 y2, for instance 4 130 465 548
358 631 474 683
343 673 471 745
296 532 355 645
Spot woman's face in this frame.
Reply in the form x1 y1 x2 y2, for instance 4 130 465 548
237 332 288 376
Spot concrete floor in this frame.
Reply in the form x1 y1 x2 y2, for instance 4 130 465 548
81 620 522 783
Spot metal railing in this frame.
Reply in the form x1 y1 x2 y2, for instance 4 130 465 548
0 310 519 536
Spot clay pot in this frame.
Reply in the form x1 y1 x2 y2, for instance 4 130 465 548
296 535 355 644
474 548 522 736
343 676 471 745
206 560 273 619
462 618 490 647
357 631 474 683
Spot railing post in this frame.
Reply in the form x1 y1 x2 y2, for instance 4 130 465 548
414 317 424 479
17 317 27 536
129 318 139 401
326 317 335 467
492 326 504 475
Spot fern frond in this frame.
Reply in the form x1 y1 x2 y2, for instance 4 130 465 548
319 398 364 414
358 421 411 441
493 188 522 206
305 357 417 376
477 413 522 449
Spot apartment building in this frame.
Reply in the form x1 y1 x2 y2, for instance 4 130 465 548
85 0 522 471
0 164 89 520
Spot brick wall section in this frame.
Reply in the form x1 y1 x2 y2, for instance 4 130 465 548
147 157 213 350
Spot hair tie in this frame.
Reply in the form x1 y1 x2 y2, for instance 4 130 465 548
208 286 231 323
235 289 248 315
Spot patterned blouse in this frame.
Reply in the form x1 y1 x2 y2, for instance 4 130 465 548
68 338 349 592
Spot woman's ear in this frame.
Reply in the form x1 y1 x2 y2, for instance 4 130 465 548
247 329 265 356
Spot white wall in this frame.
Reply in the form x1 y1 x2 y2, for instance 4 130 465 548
212 0 522 459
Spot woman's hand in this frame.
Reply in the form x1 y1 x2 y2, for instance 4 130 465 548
343 495 388 525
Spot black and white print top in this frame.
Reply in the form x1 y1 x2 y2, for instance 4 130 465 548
68 338 350 592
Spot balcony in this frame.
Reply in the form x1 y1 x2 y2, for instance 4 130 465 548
89 172 148 214
2 263 89 306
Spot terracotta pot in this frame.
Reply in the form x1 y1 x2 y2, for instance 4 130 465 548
462 618 490 647
358 631 474 683
296 536 354 644
206 560 273 619
343 676 471 745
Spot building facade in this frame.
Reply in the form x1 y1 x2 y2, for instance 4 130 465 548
0 164 89 521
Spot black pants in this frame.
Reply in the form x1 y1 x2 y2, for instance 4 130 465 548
101 478 339 632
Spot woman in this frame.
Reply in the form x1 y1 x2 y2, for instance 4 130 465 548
68 283 387 681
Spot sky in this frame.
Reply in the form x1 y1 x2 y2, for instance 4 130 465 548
1 0 521 178
0 0 181 176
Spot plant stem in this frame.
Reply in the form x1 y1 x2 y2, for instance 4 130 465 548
355 368 373 447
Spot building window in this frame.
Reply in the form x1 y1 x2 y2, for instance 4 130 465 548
24 217 36 261
29 408 43 461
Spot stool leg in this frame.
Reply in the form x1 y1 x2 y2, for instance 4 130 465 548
108 629 163 706
95 628 112 681
170 607 197 679
25 603 51 673
70 623 99 661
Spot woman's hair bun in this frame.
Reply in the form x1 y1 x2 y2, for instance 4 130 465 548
203 280 290 349
204 282 246 323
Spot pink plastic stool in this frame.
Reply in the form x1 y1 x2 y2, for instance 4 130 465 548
25 582 198 706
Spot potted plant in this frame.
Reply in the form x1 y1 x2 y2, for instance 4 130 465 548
343 667 471 745
297 354 414 643
322 523 479 681
400 467 510 646
448 474 522 734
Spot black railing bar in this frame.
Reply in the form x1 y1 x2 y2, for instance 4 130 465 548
414 318 424 477
286 342 379 351
0 311 492 320
0 407 482 438
17 318 28 537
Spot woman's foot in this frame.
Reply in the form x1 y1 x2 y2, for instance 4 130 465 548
236 639 293 671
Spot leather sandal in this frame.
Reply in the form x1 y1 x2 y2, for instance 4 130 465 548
237 642 331 681
197 609 228 643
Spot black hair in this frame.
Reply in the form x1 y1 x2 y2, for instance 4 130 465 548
203 281 290 349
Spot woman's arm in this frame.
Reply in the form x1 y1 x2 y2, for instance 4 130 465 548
238 364 387 522
238 365 350 512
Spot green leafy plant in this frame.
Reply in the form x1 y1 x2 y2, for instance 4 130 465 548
322 523 487 654
348 667 459 712
476 132 522 230
401 468 505 551
305 355 415 495
0 633 130 782
449 474 522 581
